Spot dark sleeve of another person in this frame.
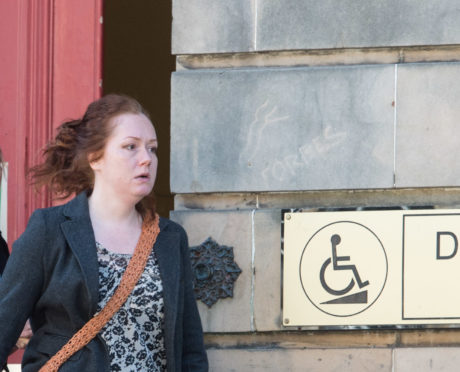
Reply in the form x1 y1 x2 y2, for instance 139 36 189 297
0 232 9 275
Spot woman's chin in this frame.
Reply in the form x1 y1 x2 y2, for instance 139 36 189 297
132 185 154 198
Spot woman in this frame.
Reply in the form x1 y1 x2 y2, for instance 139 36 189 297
0 148 33 372
0 95 208 371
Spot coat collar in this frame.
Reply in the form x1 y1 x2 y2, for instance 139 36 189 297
62 192 172 230
61 192 100 315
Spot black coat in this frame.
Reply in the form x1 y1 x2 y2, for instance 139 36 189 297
0 192 208 371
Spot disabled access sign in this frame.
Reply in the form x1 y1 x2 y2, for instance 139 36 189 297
283 209 460 328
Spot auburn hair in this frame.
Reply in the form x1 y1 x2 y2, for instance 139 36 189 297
30 94 156 216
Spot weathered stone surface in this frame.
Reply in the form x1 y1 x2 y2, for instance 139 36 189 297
399 330 460 346
173 188 460 212
204 331 399 349
172 1 460 54
393 347 460 371
258 188 460 210
207 348 392 371
171 65 395 193
257 1 460 52
172 0 253 54
176 46 460 71
169 210 252 332
396 63 460 187
174 193 258 211
253 209 282 331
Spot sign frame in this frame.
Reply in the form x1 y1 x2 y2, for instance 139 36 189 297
282 207 460 330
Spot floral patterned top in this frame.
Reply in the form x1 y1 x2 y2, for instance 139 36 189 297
96 242 167 371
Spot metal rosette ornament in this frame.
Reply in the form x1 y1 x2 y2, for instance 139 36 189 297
190 237 242 307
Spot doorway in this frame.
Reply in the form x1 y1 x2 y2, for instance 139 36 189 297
103 0 175 217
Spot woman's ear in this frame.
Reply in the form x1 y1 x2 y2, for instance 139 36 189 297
88 153 102 171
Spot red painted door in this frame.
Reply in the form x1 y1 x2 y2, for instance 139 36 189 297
0 0 103 364
0 0 102 244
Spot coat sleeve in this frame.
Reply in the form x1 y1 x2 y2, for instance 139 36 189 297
180 228 209 371
0 210 46 364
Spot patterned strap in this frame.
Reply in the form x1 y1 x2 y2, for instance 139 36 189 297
39 213 160 372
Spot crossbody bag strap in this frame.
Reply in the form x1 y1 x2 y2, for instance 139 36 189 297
39 213 160 372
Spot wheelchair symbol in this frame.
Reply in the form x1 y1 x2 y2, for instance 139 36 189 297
300 220 387 316
320 234 369 296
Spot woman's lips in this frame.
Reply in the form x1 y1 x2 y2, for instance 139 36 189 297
135 173 150 181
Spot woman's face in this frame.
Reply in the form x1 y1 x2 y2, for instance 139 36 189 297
90 113 158 204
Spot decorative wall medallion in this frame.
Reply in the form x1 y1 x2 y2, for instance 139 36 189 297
190 237 242 307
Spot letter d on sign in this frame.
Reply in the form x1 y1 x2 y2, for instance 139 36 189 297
436 231 458 259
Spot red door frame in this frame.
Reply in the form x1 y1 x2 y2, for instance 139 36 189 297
0 0 103 364
0 0 103 244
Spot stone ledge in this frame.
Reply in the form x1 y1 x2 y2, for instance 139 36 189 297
204 329 460 349
174 188 460 211
176 46 460 70
204 331 397 349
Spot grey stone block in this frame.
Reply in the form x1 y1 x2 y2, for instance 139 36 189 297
172 0 460 54
207 348 392 372
256 0 460 52
396 63 460 187
171 65 395 193
253 209 282 331
172 0 253 54
169 210 252 332
394 347 460 371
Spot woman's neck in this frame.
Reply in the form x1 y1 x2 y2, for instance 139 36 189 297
88 188 143 254
88 186 140 226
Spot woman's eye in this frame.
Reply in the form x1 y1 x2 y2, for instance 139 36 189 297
125 144 136 150
149 146 158 154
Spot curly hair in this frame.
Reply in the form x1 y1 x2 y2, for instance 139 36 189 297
30 94 156 216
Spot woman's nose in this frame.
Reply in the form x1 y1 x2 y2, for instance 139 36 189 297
138 147 153 166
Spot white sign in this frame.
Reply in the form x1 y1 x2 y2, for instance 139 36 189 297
283 210 460 327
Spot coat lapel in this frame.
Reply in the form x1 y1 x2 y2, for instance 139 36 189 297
155 218 180 362
60 193 100 315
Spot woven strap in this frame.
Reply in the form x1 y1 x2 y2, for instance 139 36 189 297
39 213 160 372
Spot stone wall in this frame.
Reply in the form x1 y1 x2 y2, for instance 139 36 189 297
171 1 460 370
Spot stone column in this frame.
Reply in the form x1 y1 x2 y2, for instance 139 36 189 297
171 1 460 370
